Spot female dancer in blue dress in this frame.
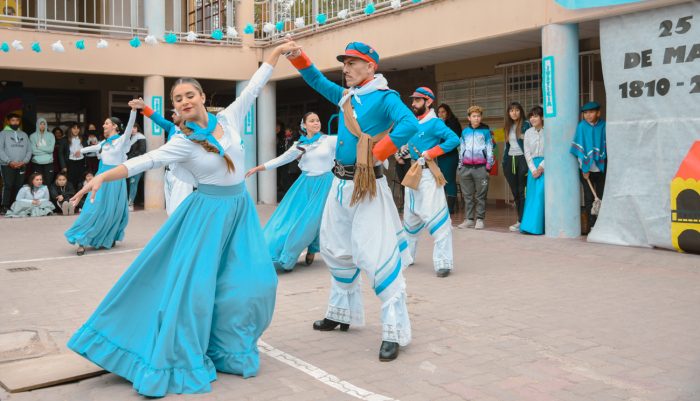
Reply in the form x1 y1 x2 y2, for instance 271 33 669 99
246 112 336 271
64 112 136 255
67 42 298 397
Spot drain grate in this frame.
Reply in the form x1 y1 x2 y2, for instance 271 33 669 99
7 266 39 273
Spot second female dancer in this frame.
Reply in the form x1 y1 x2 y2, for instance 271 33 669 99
246 112 336 271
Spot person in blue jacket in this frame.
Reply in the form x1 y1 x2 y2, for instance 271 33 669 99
399 87 459 278
286 40 419 361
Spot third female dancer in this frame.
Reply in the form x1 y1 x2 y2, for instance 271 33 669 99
246 112 336 271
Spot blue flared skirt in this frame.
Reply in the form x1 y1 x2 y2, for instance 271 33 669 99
67 183 278 397
64 163 129 248
263 171 333 271
520 157 545 235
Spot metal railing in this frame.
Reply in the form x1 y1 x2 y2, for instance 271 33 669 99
253 0 425 43
0 0 240 45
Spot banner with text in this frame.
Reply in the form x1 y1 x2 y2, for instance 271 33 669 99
591 2 700 249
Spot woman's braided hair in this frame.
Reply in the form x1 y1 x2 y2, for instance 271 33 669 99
171 78 234 173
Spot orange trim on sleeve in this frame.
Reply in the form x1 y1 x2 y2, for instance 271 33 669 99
372 136 398 162
290 52 312 70
142 106 155 117
426 146 445 160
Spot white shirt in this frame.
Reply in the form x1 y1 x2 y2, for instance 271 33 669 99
81 111 137 166
68 137 84 160
122 63 274 186
507 125 524 156
523 126 545 174
264 134 336 176
15 185 50 205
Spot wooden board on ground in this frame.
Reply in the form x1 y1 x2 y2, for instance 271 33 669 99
0 353 105 393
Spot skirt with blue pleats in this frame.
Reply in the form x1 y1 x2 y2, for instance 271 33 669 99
64 163 128 248
67 183 278 397
520 157 545 235
264 171 333 271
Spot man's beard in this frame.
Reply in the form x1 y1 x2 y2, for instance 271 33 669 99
412 105 427 116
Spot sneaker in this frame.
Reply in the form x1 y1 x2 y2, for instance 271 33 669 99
457 219 475 229
509 222 520 232
436 269 450 278
60 202 70 215
475 219 485 230
128 204 134 212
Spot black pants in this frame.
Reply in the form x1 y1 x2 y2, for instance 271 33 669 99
67 158 86 189
32 162 54 185
1 165 27 207
503 154 529 222
580 170 606 229
395 160 411 183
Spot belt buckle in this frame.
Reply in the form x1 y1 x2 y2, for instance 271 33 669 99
334 163 346 178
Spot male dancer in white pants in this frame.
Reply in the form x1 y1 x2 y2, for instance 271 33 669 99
400 87 459 277
287 41 418 361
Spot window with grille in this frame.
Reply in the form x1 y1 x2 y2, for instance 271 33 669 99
438 75 504 122
188 0 227 33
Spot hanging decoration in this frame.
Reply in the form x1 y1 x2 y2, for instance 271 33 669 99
51 40 65 52
164 33 177 43
129 36 141 48
96 39 108 48
75 39 85 50
1 42 9 53
294 17 305 29
211 29 224 40
31 41 41 53
391 0 401 9
186 31 198 42
276 21 285 31
364 3 376 14
11 40 23 51
243 23 255 34
337 9 349 19
316 13 328 25
226 26 238 38
145 35 158 45
263 22 276 34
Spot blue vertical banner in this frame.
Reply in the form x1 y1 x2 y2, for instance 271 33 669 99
151 96 163 136
542 56 557 118
244 106 255 136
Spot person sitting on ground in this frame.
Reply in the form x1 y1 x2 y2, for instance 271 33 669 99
6 172 54 217
50 172 77 215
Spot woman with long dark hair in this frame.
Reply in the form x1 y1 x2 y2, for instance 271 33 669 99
64 114 134 255
502 101 531 232
247 111 336 271
5 172 54 217
66 42 297 397
436 103 462 214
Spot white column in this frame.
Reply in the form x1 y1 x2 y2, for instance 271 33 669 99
258 80 277 204
143 1 166 210
237 80 258 200
143 76 166 210
542 24 581 238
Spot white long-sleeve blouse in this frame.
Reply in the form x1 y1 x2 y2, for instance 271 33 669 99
122 63 274 186
263 134 336 176
523 126 545 174
80 111 137 166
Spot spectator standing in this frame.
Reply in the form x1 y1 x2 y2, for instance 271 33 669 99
502 102 531 232
30 117 56 185
126 122 147 211
84 123 100 174
0 113 32 213
65 123 86 189
436 103 462 214
520 106 545 235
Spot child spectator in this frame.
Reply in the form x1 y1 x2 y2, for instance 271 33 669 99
50 172 76 215
5 172 54 217
457 105 494 230
570 101 606 233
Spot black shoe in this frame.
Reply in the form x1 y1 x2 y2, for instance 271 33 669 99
305 252 315 265
379 341 399 361
77 246 85 256
312 318 349 332
436 269 450 278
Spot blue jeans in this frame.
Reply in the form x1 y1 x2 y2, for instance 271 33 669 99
127 173 143 205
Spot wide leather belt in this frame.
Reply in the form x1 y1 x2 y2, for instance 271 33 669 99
333 161 384 180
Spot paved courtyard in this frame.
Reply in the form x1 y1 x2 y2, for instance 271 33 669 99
1 207 699 401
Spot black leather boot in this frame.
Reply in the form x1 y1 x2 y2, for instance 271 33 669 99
312 318 349 332
379 341 399 361
447 196 456 214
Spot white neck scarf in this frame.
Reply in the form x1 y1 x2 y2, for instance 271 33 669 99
418 108 437 124
337 74 389 107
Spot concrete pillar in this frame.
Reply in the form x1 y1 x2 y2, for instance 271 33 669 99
143 76 166 210
235 0 255 47
542 24 581 238
142 2 166 210
237 80 258 200
258 80 277 204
